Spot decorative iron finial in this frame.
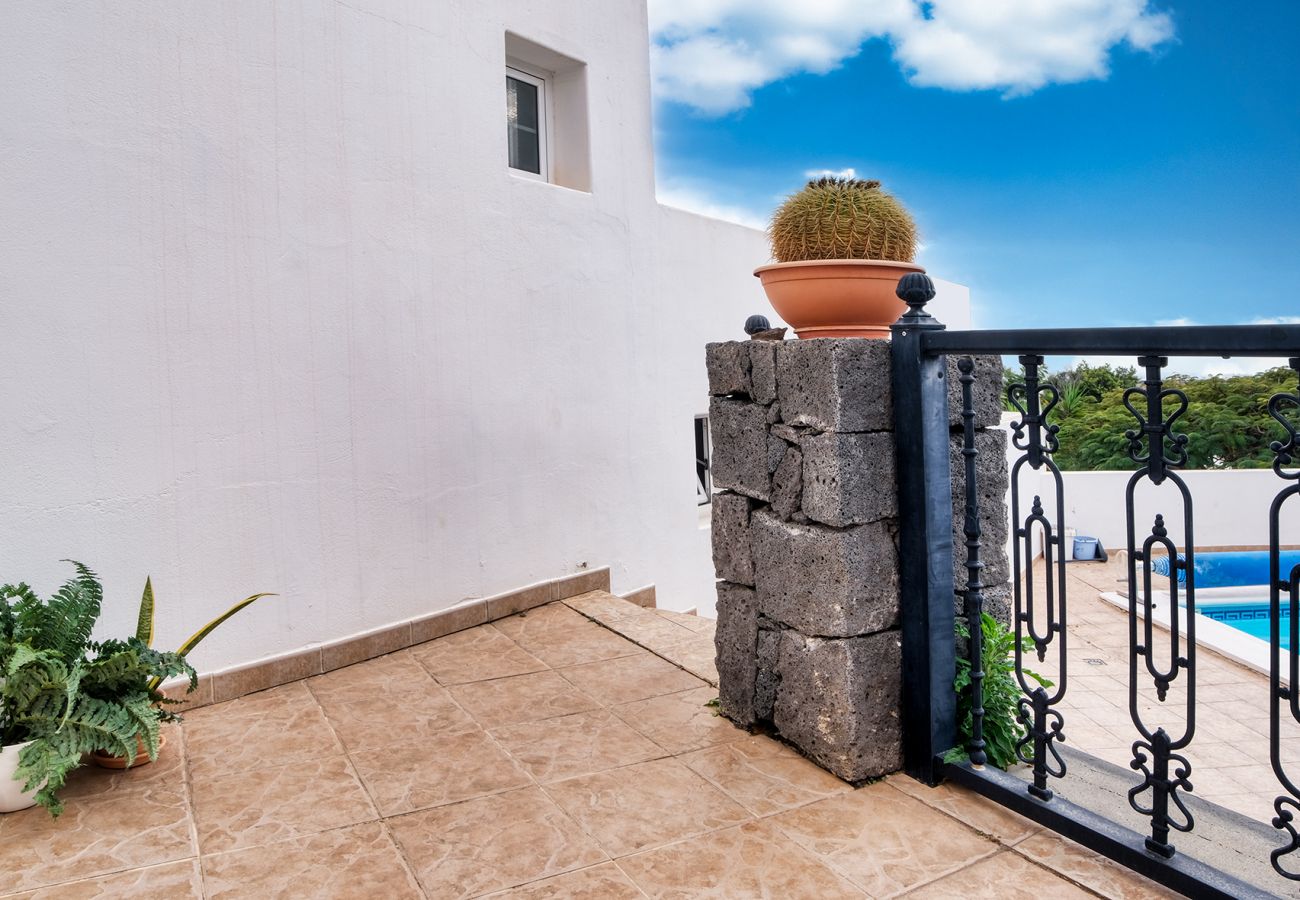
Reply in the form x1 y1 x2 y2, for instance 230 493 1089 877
895 272 940 328
744 314 770 335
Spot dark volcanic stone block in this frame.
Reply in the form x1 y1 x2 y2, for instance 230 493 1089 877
706 342 751 397
709 397 770 501
714 581 759 726
711 492 755 586
749 340 778 405
801 431 897 527
772 629 903 781
770 446 803 521
751 510 898 638
776 339 892 433
946 354 1004 429
949 429 1011 590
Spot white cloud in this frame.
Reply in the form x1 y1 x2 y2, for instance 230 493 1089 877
804 167 859 179
648 0 1175 114
655 182 768 230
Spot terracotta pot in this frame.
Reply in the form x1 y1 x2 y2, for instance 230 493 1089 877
0 740 42 813
753 259 925 339
91 732 166 770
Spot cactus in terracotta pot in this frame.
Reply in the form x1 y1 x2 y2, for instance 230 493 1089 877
769 177 917 263
755 176 925 340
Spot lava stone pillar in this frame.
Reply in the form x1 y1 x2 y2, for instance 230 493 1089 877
707 338 1006 782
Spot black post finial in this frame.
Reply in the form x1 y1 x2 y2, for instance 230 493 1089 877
744 314 771 335
895 272 941 329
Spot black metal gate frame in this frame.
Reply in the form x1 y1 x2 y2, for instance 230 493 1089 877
891 273 1300 900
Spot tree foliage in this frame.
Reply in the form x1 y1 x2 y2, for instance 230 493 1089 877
1007 362 1299 471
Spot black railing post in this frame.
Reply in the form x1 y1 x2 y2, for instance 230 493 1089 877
892 273 957 783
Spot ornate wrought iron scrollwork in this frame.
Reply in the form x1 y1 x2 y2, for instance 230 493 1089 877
1268 357 1300 880
1123 355 1189 485
1006 354 1069 800
1129 729 1195 857
1124 355 1197 858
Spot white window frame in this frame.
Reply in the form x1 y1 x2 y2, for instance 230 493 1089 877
506 63 551 182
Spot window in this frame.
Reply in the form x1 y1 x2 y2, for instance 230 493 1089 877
695 416 712 505
503 33 590 191
506 66 548 180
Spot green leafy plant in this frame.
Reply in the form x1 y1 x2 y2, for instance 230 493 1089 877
1 564 273 815
768 176 918 264
951 612 1052 770
0 563 187 814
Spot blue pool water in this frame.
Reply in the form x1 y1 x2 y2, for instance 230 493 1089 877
1150 550 1300 649
1150 549 1300 588
1199 603 1292 650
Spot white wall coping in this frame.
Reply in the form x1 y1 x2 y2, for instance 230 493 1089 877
1098 590 1287 686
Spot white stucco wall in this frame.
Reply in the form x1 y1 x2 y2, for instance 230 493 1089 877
997 421 1300 556
0 0 970 671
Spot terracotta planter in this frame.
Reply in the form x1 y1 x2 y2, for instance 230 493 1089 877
91 732 165 770
0 740 41 813
753 259 925 339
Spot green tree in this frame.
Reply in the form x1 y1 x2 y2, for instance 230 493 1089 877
1047 366 1297 471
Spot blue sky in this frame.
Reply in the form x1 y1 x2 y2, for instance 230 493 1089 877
649 1 1300 358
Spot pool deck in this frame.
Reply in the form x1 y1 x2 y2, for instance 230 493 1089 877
1031 556 1297 822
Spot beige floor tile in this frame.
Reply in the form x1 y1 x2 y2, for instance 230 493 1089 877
184 680 314 723
58 724 187 802
618 819 864 898
885 776 1040 846
306 650 438 702
614 686 748 754
7 859 203 899
543 757 751 857
0 787 194 893
653 609 716 634
484 861 643 898
770 781 998 897
558 653 706 706
606 611 701 650
184 702 342 779
491 708 665 782
679 734 851 816
908 849 1095 899
191 755 376 854
563 590 645 622
500 616 644 668
1014 831 1178 899
350 729 531 816
450 670 602 729
387 786 607 898
655 638 720 685
314 684 478 752
491 602 591 639
201 821 422 899
411 624 548 684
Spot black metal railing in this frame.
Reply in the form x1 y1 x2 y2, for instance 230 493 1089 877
891 273 1300 899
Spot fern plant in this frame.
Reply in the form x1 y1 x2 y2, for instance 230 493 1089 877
951 612 1052 770
1 563 185 815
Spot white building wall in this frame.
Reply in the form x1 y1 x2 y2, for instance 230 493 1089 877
0 0 970 670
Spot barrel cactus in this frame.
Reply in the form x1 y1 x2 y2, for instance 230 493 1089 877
769 177 917 264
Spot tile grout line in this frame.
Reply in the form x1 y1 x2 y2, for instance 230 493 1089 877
396 628 624 894
561 600 718 686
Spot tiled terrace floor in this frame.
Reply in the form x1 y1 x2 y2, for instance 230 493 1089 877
0 590 1173 899
1036 557 1295 821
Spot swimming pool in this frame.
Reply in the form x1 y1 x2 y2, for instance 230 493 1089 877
1148 549 1300 652
1199 602 1291 651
